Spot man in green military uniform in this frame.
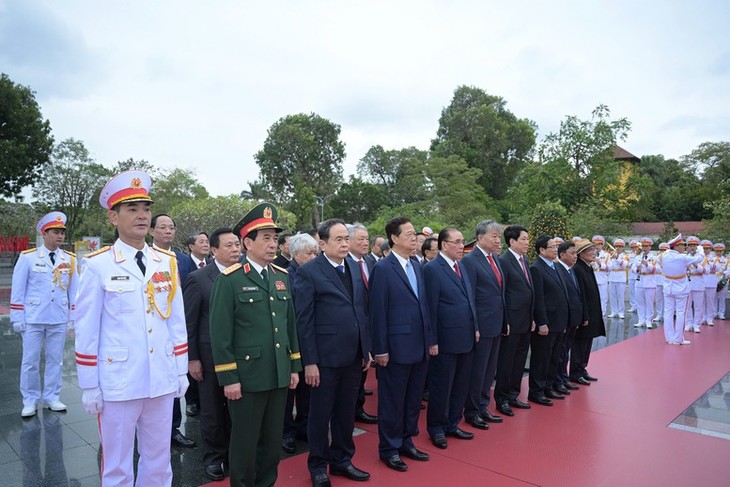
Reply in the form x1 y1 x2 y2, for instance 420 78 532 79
209 202 302 486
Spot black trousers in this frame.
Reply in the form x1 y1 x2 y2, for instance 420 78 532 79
283 371 309 440
570 335 594 379
494 331 530 406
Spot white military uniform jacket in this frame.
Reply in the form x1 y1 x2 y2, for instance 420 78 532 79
10 246 78 325
686 252 706 291
633 252 658 288
74 240 188 401
608 253 630 283
702 254 722 288
661 250 703 295
593 250 609 285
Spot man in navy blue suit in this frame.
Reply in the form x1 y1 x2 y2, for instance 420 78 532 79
294 219 373 487
370 216 434 473
461 219 507 429
424 227 479 449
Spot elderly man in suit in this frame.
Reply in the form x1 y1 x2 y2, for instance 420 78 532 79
461 219 507 429
495 225 534 417
554 241 586 393
295 219 373 486
183 227 241 481
370 216 434 473
529 236 571 406
424 227 479 449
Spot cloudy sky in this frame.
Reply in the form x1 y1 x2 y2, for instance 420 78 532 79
1 0 728 197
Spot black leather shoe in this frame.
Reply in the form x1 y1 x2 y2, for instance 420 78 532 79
583 374 598 382
528 395 553 406
447 427 475 439
204 463 225 481
431 433 448 449
382 455 408 472
398 447 429 461
186 403 200 416
509 399 531 409
330 464 370 481
172 430 196 448
466 416 489 430
554 385 571 395
481 410 503 423
364 389 373 396
311 473 331 487
497 402 514 417
282 437 296 454
356 412 378 424
545 390 565 400
571 377 591 386
564 382 580 390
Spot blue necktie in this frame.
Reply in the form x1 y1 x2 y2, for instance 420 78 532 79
406 261 419 298
336 265 345 274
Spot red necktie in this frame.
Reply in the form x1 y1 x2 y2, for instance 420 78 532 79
454 261 462 278
520 255 531 284
487 254 502 287
358 259 368 289
199 261 205 268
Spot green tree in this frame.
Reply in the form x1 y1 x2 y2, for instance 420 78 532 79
430 85 536 199
31 138 111 241
253 113 345 228
0 73 54 199
528 202 570 260
357 145 430 207
702 197 730 244
0 200 39 238
683 141 730 198
327 176 388 224
152 167 209 215
635 154 707 221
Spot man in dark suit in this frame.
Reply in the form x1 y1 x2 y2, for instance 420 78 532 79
421 237 438 266
495 225 534 417
294 219 372 486
370 216 434 473
364 235 385 270
424 227 479 449
461 219 507 429
555 241 586 393
571 239 606 385
183 227 241 481
273 233 292 269
529 236 571 406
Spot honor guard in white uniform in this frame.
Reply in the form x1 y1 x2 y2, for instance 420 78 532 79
591 235 609 316
74 170 189 487
10 211 78 418
654 242 669 322
607 238 629 318
661 234 704 345
713 243 728 319
684 236 706 333
632 238 658 328
627 240 640 312
700 240 718 326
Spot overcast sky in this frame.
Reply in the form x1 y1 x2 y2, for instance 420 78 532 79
1 0 728 197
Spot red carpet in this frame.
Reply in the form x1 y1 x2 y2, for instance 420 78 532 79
202 320 730 486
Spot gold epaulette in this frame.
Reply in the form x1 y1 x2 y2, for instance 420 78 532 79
156 247 176 257
21 248 36 254
271 263 288 274
62 249 76 257
222 263 242 275
86 246 111 258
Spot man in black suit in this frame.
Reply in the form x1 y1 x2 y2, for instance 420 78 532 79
529 236 570 406
495 225 534 417
554 241 586 393
364 235 385 270
370 217 434 473
461 220 506 428
183 227 241 481
272 233 292 269
571 239 606 385
424 228 479 449
294 219 372 486
421 237 438 266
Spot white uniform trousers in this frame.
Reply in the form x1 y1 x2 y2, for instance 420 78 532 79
628 278 637 311
99 393 174 487
716 286 727 319
687 290 705 331
598 283 608 316
608 282 625 316
654 284 664 321
663 291 690 344
636 287 656 326
20 323 67 406
704 288 716 325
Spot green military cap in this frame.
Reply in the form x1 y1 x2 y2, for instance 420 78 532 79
233 202 284 239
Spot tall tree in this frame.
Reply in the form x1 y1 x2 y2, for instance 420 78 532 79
0 73 54 199
430 85 536 199
153 167 209 216
328 176 389 224
683 141 730 198
357 145 429 207
31 138 111 241
254 113 345 228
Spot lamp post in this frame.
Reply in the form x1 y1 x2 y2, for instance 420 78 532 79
315 194 333 224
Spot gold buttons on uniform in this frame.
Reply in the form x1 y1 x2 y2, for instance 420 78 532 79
149 348 154 353
249 298 253 303
270 296 274 301
275 343 281 349
245 355 250 360
272 312 276 317
274 328 278 333
283 296 287 301
108 357 113 363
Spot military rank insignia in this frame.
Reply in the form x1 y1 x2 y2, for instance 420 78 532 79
243 263 251 273
275 280 286 291
152 271 173 292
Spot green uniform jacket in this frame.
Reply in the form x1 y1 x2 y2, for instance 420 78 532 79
210 257 302 391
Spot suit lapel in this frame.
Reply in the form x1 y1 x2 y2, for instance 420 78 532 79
476 250 500 288
390 254 417 298
318 255 351 301
437 255 466 296
115 244 145 282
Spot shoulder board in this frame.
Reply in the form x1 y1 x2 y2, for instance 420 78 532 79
21 248 36 254
271 263 288 274
155 248 176 257
85 246 111 258
62 249 76 257
222 263 242 275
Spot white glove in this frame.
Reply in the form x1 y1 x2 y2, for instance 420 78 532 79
12 322 25 333
67 321 74 331
175 374 189 398
82 387 104 415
